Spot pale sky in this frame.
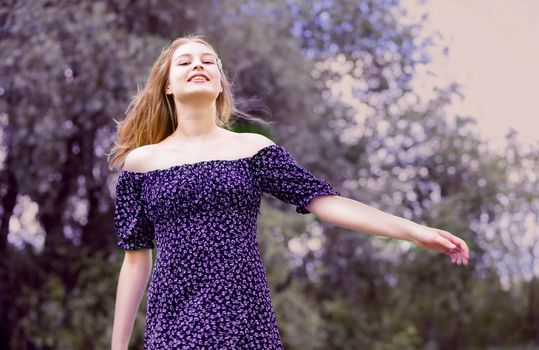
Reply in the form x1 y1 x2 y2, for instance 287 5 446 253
406 0 539 147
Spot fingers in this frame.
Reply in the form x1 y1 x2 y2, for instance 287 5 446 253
437 229 460 247
445 239 457 250
446 244 466 266
449 250 461 265
437 235 456 251
449 249 467 265
437 229 469 264
459 251 467 265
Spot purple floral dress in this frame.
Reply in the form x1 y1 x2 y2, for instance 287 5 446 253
114 144 340 349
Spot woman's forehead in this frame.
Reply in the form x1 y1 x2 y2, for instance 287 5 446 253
173 42 217 59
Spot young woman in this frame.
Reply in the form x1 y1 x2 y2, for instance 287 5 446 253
107 34 469 349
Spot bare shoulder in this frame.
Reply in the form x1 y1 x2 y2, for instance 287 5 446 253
240 132 276 153
122 145 156 172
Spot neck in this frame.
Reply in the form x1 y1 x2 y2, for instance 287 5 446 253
170 100 220 142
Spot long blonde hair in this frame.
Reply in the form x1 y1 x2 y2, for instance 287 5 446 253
107 34 270 171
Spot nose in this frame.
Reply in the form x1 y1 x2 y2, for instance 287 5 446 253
192 58 204 70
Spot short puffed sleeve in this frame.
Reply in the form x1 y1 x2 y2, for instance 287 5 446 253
252 144 340 214
113 171 155 250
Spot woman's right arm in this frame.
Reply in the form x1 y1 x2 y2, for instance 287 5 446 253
111 249 153 350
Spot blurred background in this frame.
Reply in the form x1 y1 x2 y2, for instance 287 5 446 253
1 0 538 349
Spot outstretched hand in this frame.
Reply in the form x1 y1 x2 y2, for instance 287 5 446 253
410 226 469 265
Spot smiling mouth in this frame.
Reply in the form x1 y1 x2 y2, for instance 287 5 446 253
188 75 210 82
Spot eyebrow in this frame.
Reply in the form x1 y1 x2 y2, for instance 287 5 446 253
175 53 216 61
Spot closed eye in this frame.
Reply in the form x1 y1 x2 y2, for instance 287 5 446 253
178 61 214 66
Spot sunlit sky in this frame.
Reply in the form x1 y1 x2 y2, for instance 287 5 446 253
405 0 539 147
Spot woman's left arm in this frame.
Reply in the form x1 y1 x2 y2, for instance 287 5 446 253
306 195 470 266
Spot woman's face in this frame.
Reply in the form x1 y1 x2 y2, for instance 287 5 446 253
165 42 222 102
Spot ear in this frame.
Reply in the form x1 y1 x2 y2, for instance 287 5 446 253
165 84 172 95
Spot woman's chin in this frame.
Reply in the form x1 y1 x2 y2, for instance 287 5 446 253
176 90 220 102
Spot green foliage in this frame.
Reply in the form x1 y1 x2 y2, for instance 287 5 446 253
5 247 121 349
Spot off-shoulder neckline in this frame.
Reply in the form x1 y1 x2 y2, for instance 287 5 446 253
119 143 281 177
